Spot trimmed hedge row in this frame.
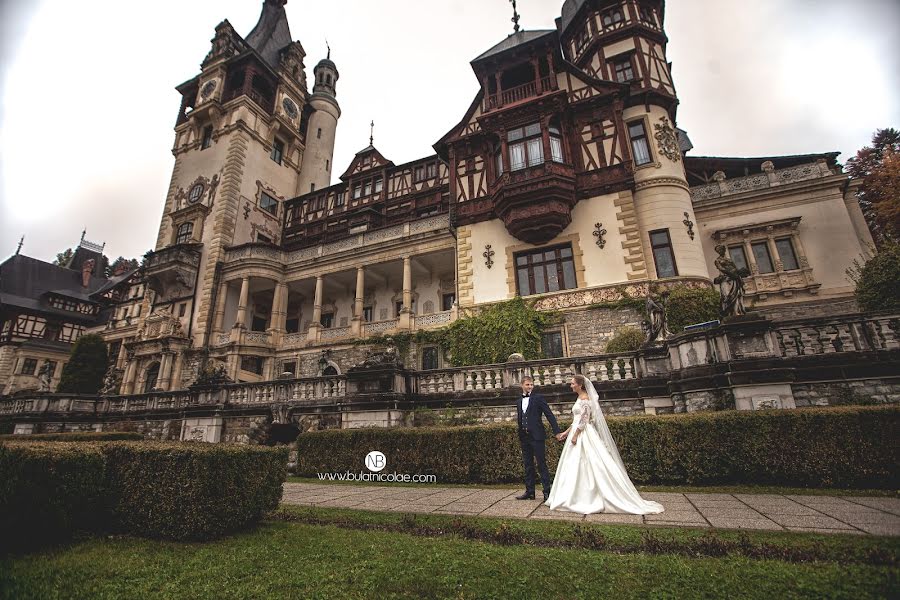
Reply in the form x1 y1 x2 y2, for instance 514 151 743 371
294 406 899 489
0 432 144 442
0 442 288 552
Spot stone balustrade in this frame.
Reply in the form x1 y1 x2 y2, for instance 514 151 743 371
690 160 833 202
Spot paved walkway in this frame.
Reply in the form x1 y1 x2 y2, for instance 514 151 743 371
282 483 900 536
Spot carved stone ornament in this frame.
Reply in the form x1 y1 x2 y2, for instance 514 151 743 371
653 116 681 163
200 79 218 100
683 212 695 240
282 97 299 119
483 244 495 269
593 223 607 248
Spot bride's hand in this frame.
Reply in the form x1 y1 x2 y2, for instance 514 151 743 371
570 435 578 446
555 433 565 442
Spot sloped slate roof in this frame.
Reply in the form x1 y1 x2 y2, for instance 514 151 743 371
0 254 109 303
560 0 588 34
245 0 293 69
472 30 556 63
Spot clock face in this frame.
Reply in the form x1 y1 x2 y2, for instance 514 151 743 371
282 97 298 119
189 184 204 203
200 79 217 99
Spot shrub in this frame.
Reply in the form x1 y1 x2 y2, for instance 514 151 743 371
0 432 143 442
103 442 288 541
664 286 720 333
294 406 898 489
849 242 900 312
0 442 106 553
57 334 109 394
604 327 644 353
0 441 289 552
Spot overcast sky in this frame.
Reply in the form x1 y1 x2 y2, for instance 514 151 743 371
1 0 898 264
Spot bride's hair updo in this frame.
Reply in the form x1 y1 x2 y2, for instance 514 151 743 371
572 374 587 391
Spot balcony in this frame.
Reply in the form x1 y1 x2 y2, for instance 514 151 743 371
491 161 577 244
484 76 554 112
144 243 202 304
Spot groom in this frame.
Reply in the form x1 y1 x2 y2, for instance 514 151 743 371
515 375 560 502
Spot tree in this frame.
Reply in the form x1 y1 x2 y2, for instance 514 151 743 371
847 128 900 243
849 242 900 312
56 334 109 394
54 248 74 266
107 256 140 277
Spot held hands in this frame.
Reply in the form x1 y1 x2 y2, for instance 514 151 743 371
555 432 566 442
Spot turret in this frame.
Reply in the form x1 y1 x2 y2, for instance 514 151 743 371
297 52 341 195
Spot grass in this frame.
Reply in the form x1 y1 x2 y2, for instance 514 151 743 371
287 476 900 497
1 520 896 600
272 505 899 565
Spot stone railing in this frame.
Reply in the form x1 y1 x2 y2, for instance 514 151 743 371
773 314 899 357
243 331 272 346
364 319 400 335
414 311 452 328
320 326 352 341
690 160 833 202
415 353 639 395
0 375 348 416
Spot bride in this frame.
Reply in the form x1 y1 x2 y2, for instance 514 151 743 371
546 374 664 515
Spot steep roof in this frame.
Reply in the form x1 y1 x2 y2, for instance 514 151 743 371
560 0 589 34
472 30 556 63
245 0 293 69
0 254 109 304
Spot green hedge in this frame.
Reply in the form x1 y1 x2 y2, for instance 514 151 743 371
0 443 106 552
0 442 288 552
294 406 899 489
0 432 144 442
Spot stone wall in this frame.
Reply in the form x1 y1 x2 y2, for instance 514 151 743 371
754 298 859 321
562 306 643 356
102 419 182 440
792 379 900 407
222 415 270 444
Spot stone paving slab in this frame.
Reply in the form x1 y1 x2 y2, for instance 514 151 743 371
281 483 899 536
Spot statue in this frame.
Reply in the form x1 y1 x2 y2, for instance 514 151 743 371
100 365 123 395
713 244 750 318
191 359 232 388
81 258 95 288
643 293 670 346
37 361 54 392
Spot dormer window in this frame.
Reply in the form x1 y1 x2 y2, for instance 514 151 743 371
335 191 345 207
353 184 362 199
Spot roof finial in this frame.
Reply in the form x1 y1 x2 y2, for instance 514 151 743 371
509 0 521 33
16 235 24 255
370 120 374 146
326 39 331 60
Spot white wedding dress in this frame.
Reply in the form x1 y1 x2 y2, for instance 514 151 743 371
546 383 664 515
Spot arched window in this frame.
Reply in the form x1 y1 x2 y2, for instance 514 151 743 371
325 73 332 86
143 362 161 394
176 222 194 244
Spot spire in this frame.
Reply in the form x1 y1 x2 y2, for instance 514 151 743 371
246 0 293 69
370 120 375 147
326 39 331 60
16 235 24 255
509 0 521 33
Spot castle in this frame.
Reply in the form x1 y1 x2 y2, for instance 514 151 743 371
1 0 877 409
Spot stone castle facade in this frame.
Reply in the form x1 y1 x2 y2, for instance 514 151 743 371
1 0 876 399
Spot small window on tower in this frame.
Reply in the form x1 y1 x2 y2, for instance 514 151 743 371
613 56 635 83
201 125 213 150
326 159 330 171
175 222 194 245
317 128 322 139
270 139 284 164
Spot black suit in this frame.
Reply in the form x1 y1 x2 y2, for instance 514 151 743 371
516 390 561 496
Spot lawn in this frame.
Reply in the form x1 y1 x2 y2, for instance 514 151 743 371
2 515 897 599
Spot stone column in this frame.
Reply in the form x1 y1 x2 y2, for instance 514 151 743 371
158 353 173 392
122 356 138 395
212 281 228 333
170 353 184 391
400 257 412 330
270 282 288 332
234 276 250 329
115 343 128 370
351 266 365 336
308 275 323 342
766 234 781 271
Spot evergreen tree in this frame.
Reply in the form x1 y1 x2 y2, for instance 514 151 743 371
56 334 109 394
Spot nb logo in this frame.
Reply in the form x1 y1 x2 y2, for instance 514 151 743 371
365 451 387 473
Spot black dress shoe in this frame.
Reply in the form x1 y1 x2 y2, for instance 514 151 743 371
543 492 550 502
515 492 535 500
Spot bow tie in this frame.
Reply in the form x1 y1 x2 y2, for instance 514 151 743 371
522 394 530 398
